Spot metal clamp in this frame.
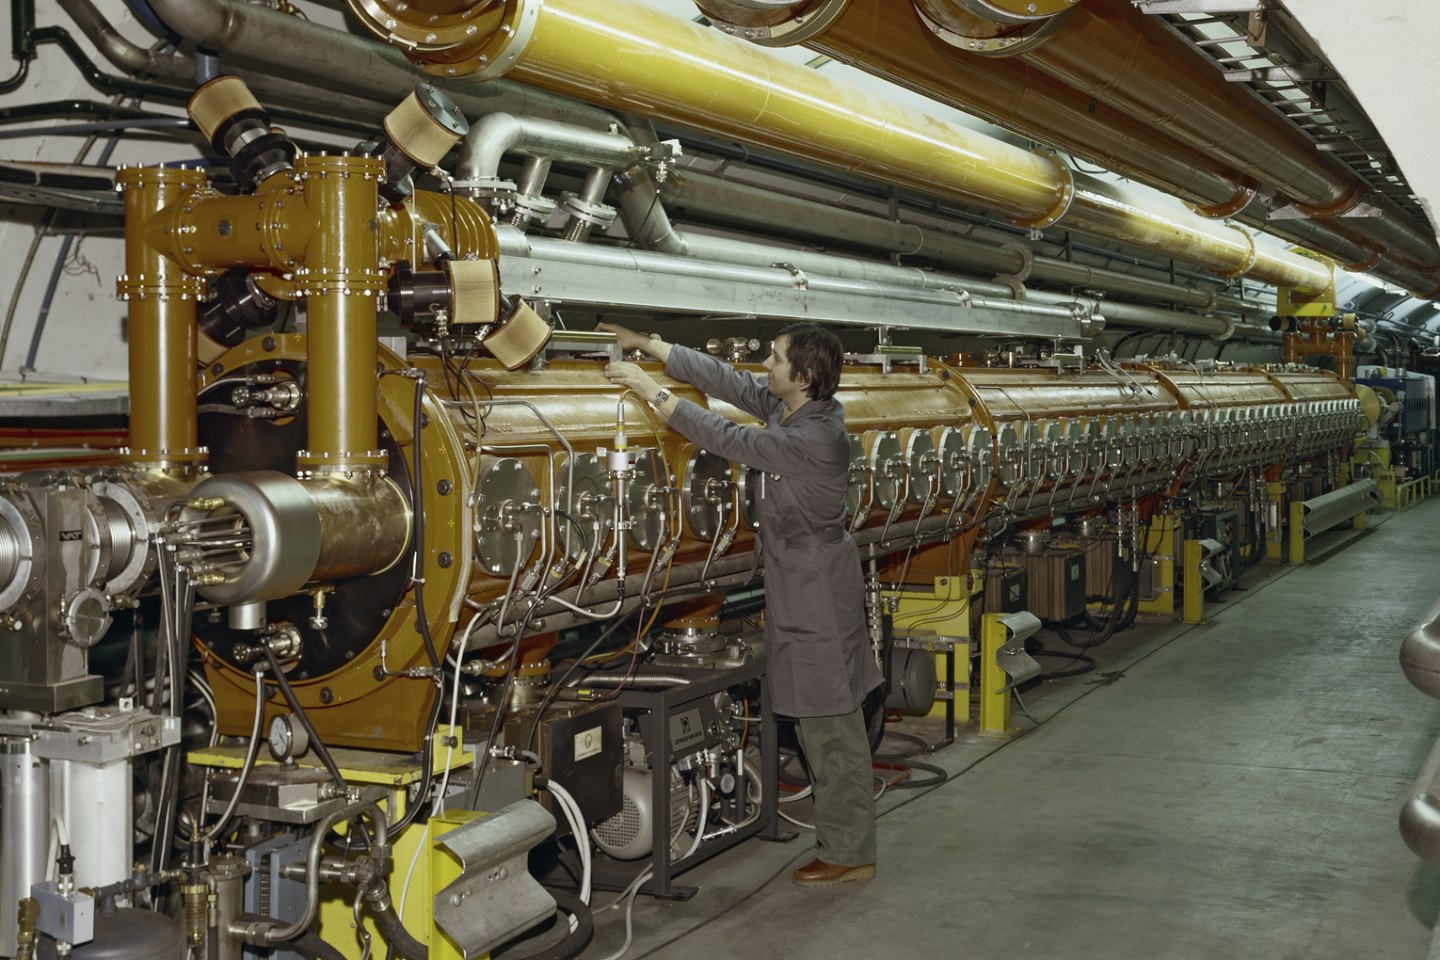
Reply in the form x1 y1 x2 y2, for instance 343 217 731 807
993 611 1042 692
770 262 809 290
993 242 1036 285
1007 151 1075 232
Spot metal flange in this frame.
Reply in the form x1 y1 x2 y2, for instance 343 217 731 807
1007 150 1076 231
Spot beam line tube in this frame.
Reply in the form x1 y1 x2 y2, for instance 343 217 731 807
59 0 401 123
713 0 1436 295
500 224 1246 338
142 0 617 132
1002 0 1440 270
606 174 1242 335
454 112 639 183
408 0 1330 292
657 167 1263 315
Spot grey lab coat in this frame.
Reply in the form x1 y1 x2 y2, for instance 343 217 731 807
664 346 882 718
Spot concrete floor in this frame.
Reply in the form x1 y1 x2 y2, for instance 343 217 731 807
577 500 1440 960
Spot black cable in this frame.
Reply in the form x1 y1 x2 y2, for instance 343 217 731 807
262 645 348 791
465 604 542 808
875 759 947 790
411 377 441 669
386 690 444 835
872 730 930 761
523 612 637 756
490 890 593 960
1030 645 1098 679
555 509 590 559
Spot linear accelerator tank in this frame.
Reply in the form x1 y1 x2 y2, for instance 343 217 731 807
193 339 1362 752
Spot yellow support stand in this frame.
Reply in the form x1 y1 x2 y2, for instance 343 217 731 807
1289 501 1306 566
1266 481 1286 560
1181 539 1207 624
978 613 1020 739
885 575 973 725
1138 513 1182 617
190 729 478 960
427 809 492 960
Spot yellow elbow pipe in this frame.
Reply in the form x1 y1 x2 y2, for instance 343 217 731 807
347 0 1331 293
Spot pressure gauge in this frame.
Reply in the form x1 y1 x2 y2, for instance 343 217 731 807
267 712 310 763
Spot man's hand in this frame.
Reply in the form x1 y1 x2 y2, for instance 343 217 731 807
604 361 662 402
597 323 672 363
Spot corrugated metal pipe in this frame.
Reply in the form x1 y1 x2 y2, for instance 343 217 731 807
341 0 1333 295
689 0 1440 298
991 0 1440 271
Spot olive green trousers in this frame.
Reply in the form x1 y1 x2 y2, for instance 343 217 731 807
795 706 877 867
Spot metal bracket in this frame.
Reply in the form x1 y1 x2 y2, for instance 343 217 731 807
770 262 809 290
1133 0 1264 12
994 611 1042 693
1223 62 1338 83
432 800 558 959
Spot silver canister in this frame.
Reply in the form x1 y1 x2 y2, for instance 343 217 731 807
1 736 49 958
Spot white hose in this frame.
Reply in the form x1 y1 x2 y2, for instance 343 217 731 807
679 779 709 862
596 866 652 960
400 610 482 920
546 781 592 905
778 809 814 830
595 777 709 960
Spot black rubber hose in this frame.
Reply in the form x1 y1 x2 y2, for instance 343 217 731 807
373 901 428 960
238 916 345 960
491 890 594 960
1030 646 1098 680
412 377 441 668
262 645 348 791
291 932 346 960
872 730 930 761
386 690 444 835
876 759 947 790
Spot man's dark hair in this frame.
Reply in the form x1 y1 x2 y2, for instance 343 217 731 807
775 322 843 402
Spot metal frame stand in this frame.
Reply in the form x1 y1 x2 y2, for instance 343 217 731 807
589 658 792 901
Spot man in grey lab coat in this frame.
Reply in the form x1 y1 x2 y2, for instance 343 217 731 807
601 321 883 887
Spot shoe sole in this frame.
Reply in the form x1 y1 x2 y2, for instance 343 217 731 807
792 864 876 887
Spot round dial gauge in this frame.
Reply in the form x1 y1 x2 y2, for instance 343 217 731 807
268 712 310 763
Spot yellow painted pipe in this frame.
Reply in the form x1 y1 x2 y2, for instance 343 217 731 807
347 0 1331 293
695 0 1440 297
974 0 1440 270
115 166 209 468
292 154 387 470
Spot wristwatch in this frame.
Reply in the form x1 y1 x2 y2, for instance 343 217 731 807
652 388 671 405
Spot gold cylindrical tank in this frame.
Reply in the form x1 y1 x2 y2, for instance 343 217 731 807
198 336 1363 751
115 166 210 468
291 155 388 469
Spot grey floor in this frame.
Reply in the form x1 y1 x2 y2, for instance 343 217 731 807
578 500 1440 960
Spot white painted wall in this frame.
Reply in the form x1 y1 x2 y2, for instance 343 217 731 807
1283 0 1440 232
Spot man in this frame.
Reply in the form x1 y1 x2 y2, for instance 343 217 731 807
599 321 882 887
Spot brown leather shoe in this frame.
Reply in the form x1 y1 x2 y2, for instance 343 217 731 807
791 858 876 887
